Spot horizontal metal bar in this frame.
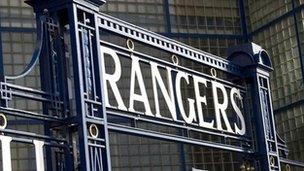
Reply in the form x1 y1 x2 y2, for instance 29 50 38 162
12 137 67 148
280 158 304 168
78 22 96 30
9 90 53 102
107 123 254 154
88 137 105 142
100 40 246 91
0 128 67 143
3 82 50 96
86 117 104 125
0 107 64 122
0 27 36 33
8 119 43 125
88 143 105 148
106 109 252 141
84 98 102 105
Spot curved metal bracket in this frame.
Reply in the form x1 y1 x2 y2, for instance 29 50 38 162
5 16 47 80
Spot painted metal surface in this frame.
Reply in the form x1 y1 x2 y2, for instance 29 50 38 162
0 0 302 170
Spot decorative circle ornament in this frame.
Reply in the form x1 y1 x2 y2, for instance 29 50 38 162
171 55 179 65
89 124 99 138
126 39 135 51
210 68 217 78
0 113 7 129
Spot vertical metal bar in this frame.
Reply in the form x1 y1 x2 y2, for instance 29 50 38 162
68 4 91 170
0 15 7 109
179 143 187 171
238 0 249 42
94 12 112 171
0 20 4 81
171 71 187 171
54 13 74 170
228 44 282 170
251 71 281 171
163 0 172 34
88 29 97 101
36 12 54 171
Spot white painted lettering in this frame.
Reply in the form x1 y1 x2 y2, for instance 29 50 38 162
193 75 214 129
212 81 234 133
129 56 153 116
100 46 127 111
230 88 246 135
151 62 177 120
176 71 197 124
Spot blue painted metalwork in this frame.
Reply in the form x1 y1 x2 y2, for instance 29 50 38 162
228 43 282 171
163 0 172 34
0 0 302 170
0 27 36 33
0 8 72 170
0 18 3 82
238 0 249 42
97 12 243 76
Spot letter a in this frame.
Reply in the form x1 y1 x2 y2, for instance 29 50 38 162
129 56 153 116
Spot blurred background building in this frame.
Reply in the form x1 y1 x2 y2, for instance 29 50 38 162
0 0 304 170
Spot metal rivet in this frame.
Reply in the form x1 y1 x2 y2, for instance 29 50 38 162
0 113 7 129
269 156 275 166
89 124 99 138
210 68 217 78
126 39 134 51
171 55 179 65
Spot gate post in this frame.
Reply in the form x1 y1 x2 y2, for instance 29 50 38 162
25 0 111 170
228 43 281 171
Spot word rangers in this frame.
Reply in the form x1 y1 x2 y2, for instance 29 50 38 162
100 46 246 135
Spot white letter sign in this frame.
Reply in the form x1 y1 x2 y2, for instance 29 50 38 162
100 46 247 136
100 46 127 111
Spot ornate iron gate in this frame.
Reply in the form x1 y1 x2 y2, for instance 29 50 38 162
0 0 302 170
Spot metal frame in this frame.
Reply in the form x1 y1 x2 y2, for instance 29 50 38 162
0 0 303 170
0 11 72 170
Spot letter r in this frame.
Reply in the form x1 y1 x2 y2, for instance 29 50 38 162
100 46 127 110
